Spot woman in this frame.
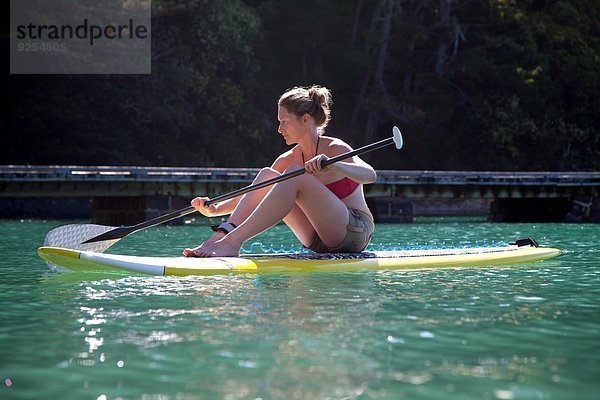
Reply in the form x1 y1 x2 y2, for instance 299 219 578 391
183 85 376 257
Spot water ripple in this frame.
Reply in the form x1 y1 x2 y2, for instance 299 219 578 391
1 220 599 399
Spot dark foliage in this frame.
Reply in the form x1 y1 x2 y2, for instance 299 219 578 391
4 0 599 170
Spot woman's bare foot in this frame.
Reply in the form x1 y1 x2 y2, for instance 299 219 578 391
190 238 241 258
182 231 226 257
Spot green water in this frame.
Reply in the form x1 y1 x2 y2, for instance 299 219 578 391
0 219 598 400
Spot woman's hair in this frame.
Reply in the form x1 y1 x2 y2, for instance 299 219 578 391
278 85 333 132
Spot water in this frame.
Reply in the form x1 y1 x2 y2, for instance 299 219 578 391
0 218 598 399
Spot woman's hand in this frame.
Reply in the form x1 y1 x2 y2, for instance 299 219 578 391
190 196 218 217
304 154 332 175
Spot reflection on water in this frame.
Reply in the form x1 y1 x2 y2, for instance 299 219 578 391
0 219 599 399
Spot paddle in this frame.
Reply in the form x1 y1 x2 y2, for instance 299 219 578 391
43 126 404 253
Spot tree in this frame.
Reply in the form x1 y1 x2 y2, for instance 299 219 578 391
4 0 599 170
348 0 600 169
5 0 268 167
463 0 600 169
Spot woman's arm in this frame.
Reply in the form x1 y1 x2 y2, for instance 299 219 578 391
194 150 295 217
326 157 377 184
270 149 295 174
190 196 241 217
305 138 377 184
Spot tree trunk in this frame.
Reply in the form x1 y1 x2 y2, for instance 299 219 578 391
351 0 364 49
351 0 386 126
373 0 397 95
434 0 452 77
352 0 398 140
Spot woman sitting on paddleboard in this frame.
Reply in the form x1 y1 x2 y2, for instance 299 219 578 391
183 85 377 257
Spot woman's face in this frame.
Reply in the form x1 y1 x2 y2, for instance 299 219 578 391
277 106 307 145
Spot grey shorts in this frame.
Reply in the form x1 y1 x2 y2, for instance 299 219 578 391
307 208 375 253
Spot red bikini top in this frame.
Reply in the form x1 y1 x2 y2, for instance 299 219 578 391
325 177 360 200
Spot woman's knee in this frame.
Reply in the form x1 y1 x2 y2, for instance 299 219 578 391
283 164 313 184
254 167 280 183
283 164 318 188
283 163 302 173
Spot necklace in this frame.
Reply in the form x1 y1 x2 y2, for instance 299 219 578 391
302 136 321 164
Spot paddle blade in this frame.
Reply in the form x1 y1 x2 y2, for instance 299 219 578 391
43 224 120 253
392 126 403 149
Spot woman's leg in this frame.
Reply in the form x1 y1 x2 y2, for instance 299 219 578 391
183 167 282 256
281 204 318 248
194 164 350 257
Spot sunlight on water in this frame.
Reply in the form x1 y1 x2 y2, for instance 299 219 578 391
0 219 598 399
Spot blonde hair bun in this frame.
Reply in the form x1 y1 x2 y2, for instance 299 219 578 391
278 85 333 132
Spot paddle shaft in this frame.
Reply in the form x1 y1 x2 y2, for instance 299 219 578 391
207 135 396 205
83 135 397 243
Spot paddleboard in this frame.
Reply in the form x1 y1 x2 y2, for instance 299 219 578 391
38 241 561 276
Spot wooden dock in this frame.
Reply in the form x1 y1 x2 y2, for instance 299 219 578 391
1 165 598 223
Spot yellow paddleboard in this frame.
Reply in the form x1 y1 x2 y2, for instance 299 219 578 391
38 244 562 276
